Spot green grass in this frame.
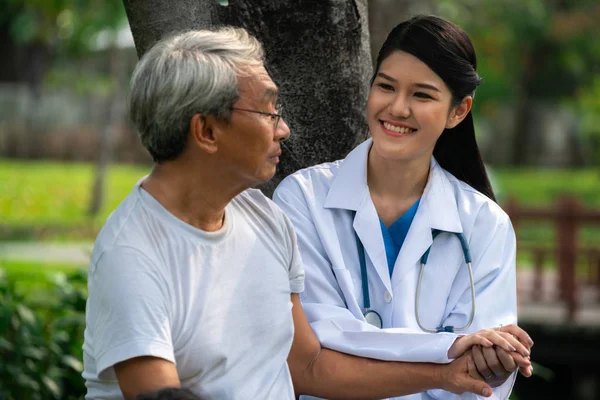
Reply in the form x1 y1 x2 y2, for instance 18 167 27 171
494 168 600 207
0 159 148 239
1 159 599 246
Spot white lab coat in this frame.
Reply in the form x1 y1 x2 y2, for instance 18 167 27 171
273 139 518 400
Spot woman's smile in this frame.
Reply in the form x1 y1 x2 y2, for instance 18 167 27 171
380 120 418 136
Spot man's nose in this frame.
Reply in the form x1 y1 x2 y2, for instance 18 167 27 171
276 118 291 141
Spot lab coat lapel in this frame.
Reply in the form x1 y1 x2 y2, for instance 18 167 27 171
354 198 393 294
324 138 393 294
391 158 463 289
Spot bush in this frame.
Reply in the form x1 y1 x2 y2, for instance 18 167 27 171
0 268 87 400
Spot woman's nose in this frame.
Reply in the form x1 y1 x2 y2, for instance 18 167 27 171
389 95 411 118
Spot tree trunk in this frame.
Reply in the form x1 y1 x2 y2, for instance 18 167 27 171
88 46 125 216
368 0 416 64
511 41 551 166
122 0 372 196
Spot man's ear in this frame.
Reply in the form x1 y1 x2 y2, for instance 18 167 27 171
446 96 473 129
189 113 218 154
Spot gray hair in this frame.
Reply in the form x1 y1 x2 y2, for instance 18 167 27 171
128 27 265 162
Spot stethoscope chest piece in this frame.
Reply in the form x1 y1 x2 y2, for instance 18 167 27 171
364 309 383 329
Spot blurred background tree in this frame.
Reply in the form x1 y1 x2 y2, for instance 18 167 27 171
436 0 600 166
0 0 131 216
1 0 126 95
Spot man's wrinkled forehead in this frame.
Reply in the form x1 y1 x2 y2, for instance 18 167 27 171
238 65 279 103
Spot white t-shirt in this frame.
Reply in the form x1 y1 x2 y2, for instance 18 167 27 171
83 182 305 400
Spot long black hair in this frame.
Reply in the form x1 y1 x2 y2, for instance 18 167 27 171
372 15 496 202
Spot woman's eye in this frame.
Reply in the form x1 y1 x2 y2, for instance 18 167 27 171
414 92 433 99
376 82 394 91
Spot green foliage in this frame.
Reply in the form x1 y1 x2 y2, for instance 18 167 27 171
0 267 87 400
2 0 127 54
434 0 600 123
0 260 84 294
2 0 130 95
567 76 600 164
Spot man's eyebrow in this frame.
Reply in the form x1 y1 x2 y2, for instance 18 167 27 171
263 88 279 101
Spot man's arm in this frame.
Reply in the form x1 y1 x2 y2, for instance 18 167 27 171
287 294 493 399
87 247 178 399
114 357 180 400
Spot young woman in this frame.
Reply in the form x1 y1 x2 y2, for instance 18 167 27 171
274 15 533 399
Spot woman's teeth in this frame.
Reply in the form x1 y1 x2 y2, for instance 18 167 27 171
383 122 415 133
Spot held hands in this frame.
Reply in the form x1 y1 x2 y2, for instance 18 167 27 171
447 324 532 360
447 324 534 388
438 353 493 397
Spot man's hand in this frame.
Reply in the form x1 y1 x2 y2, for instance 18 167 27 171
437 353 493 397
470 345 532 388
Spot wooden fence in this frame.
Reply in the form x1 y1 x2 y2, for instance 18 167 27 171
504 196 600 321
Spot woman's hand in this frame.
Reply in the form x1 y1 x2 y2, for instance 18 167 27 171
447 324 533 361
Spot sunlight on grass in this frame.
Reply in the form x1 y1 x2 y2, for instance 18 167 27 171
495 168 600 206
0 159 148 226
1 159 599 246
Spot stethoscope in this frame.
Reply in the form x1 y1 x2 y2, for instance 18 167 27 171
354 229 476 332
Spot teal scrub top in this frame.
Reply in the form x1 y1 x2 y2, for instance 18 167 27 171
379 198 421 276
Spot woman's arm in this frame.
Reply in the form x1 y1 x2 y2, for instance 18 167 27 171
273 182 528 365
287 294 493 399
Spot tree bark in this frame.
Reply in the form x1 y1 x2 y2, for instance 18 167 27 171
367 0 415 63
122 0 372 196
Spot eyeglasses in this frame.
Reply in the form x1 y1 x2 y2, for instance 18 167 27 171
231 106 284 129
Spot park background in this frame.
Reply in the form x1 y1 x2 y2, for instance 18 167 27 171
1 0 599 399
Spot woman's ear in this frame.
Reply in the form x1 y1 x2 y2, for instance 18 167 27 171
189 113 218 154
446 96 473 129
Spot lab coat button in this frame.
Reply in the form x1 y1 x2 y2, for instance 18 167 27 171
384 291 392 303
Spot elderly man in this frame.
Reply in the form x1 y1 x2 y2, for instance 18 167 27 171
82 28 495 400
